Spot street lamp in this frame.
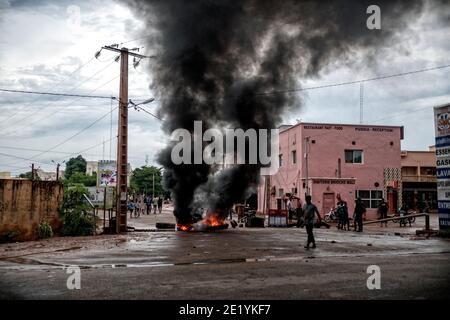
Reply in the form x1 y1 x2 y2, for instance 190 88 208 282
128 98 163 122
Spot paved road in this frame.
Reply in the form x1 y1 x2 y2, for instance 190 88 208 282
0 215 449 299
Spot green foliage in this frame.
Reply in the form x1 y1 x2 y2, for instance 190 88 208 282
59 184 96 236
60 184 89 213
130 166 164 195
18 171 41 180
65 155 87 180
66 172 97 187
37 220 53 239
61 208 96 236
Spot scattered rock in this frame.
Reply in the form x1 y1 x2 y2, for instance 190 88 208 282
367 243 372 246
331 240 337 244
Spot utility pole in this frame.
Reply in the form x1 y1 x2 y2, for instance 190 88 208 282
31 163 35 181
152 172 155 198
304 137 310 197
51 160 65 181
100 45 151 233
56 163 60 180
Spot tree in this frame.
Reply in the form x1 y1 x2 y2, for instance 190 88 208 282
67 172 97 187
65 155 87 180
130 166 164 196
18 171 40 180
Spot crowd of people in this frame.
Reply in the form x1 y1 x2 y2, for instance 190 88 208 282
283 192 394 250
127 194 164 218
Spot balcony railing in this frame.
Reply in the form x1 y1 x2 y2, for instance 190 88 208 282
402 175 436 183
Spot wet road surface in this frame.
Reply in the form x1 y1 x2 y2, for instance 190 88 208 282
0 219 449 299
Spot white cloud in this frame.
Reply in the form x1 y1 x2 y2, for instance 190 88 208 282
0 1 449 175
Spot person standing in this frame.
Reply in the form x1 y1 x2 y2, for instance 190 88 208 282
354 198 366 232
302 195 322 250
378 198 389 227
128 200 135 219
286 196 293 222
157 196 163 214
145 195 153 215
336 194 348 230
153 196 158 214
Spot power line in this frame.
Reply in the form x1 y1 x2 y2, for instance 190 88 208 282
254 63 450 96
2 75 120 137
0 88 115 100
0 60 117 133
132 105 164 122
26 105 119 161
0 56 96 124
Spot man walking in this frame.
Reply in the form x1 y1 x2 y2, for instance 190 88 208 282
302 195 322 250
354 197 366 232
378 198 389 227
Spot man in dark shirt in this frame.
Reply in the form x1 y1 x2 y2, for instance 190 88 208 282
378 198 389 227
302 195 322 250
354 197 366 232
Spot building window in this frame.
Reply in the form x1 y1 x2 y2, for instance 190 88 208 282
356 189 383 209
345 150 363 164
292 150 297 164
279 154 283 167
278 188 284 197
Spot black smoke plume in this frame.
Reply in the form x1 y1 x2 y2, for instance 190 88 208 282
127 0 427 224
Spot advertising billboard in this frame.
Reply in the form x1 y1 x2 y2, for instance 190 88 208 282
434 104 450 229
98 160 117 187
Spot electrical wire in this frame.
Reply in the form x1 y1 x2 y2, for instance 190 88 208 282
0 56 96 124
0 60 117 133
254 64 450 96
0 88 115 100
2 75 119 137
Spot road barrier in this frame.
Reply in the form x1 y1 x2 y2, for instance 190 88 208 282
363 213 430 231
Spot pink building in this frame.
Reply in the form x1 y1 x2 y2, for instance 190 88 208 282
258 122 404 219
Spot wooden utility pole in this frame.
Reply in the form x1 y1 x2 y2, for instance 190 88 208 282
304 137 310 197
56 163 60 180
31 163 35 180
101 45 149 233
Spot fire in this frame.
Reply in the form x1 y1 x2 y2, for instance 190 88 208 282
202 213 225 227
176 224 193 231
176 213 227 232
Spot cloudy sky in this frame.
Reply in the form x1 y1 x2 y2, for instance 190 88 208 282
0 0 449 175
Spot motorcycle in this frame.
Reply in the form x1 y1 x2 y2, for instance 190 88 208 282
324 208 338 223
391 209 416 224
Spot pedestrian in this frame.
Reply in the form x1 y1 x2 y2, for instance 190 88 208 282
399 204 411 227
139 194 146 217
128 200 135 219
295 197 303 227
286 196 293 222
153 196 158 214
336 194 349 230
145 194 153 215
354 197 366 232
302 195 322 250
157 196 163 214
378 198 389 227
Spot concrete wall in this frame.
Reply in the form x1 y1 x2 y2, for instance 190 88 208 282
0 179 63 241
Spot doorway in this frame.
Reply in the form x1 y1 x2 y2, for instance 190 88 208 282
322 192 335 216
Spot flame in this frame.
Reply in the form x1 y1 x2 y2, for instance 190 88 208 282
176 224 193 231
176 213 226 232
202 213 225 227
